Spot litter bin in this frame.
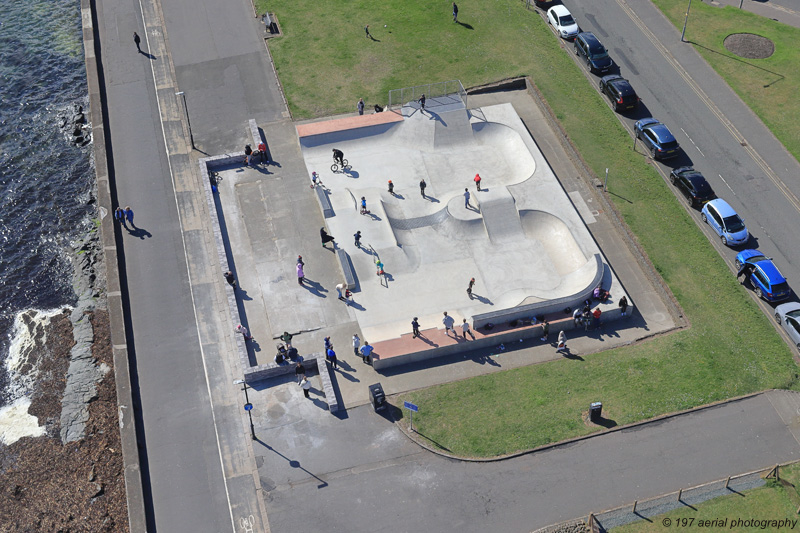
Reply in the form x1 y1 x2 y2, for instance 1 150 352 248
369 383 387 412
589 402 602 422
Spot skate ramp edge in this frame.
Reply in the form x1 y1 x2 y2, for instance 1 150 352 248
297 114 404 149
520 210 587 276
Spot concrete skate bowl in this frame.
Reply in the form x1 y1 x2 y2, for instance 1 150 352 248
520 210 588 276
472 121 536 183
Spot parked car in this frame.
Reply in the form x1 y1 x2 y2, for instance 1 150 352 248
701 199 749 246
574 32 613 74
547 6 579 40
634 118 680 160
775 302 800 349
534 0 555 8
735 250 791 302
669 167 716 208
599 75 639 112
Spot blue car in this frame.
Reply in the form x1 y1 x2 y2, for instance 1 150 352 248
701 199 748 247
634 118 680 160
735 250 791 302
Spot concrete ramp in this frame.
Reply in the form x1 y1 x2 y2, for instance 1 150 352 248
433 108 475 150
480 189 524 244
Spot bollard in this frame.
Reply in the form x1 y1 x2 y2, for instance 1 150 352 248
632 500 637 514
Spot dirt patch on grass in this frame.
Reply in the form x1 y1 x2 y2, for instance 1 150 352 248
723 33 774 59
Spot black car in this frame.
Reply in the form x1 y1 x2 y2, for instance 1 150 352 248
599 75 639 112
574 32 613 74
669 167 716 207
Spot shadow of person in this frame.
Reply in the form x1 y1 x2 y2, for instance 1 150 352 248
238 288 253 301
301 278 328 297
140 51 158 60
426 196 440 203
393 193 406 200
127 227 152 239
344 299 366 311
457 21 474 30
560 350 584 361
473 294 494 305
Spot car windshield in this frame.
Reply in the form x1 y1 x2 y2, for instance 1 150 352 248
723 215 745 232
748 255 768 264
560 15 575 25
786 309 800 319
590 49 609 59
660 140 678 151
773 282 790 294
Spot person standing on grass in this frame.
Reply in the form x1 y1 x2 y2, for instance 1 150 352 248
357 98 365 115
365 25 371 39
461 319 475 340
453 2 459 22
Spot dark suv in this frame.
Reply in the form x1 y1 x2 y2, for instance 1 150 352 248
669 167 716 207
574 32 613 74
599 75 639 112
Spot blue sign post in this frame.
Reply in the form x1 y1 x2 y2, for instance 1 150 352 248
403 401 419 432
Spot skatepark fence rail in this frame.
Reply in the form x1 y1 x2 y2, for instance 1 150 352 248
388 80 467 111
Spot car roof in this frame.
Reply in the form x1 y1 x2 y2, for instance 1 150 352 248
755 260 786 284
648 123 676 143
549 5 571 17
579 32 602 47
676 168 705 182
636 117 659 128
609 79 635 95
706 198 738 218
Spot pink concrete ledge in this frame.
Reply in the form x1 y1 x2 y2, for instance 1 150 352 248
296 111 404 138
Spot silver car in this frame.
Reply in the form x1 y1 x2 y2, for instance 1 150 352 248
775 302 800 349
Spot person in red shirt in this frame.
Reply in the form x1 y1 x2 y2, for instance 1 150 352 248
258 142 268 164
474 173 482 191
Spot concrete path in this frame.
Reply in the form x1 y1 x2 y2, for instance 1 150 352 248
258 387 800 533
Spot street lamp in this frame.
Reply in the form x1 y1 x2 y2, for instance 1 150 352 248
175 91 195 150
233 379 256 440
680 0 693 42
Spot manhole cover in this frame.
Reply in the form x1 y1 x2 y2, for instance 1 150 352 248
723 33 774 59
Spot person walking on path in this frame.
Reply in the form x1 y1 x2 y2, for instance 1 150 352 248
442 311 456 336
365 25 371 39
360 342 373 364
300 376 311 398
619 295 629 317
354 230 362 248
388 180 394 196
320 227 335 248
357 98 365 115
336 283 347 301
474 173 481 191
296 262 305 285
124 206 136 228
541 319 550 342
352 334 361 357
236 324 252 341
114 207 127 228
464 188 471 209
280 331 294 348
258 141 268 164
133 31 141 52
295 361 306 383
461 319 475 340
418 94 426 111
467 277 475 299
419 178 427 198
453 2 459 22
224 270 236 288
556 330 567 353
411 317 421 338
326 347 338 369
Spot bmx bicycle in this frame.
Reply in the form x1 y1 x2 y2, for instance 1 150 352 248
331 159 350 173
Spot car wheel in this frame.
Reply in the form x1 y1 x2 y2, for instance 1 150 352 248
599 81 604 89
755 286 763 299
669 174 676 184
775 312 782 324
735 259 742 269
574 45 580 55
701 213 708 223
796 342 800 350
686 194 694 207
721 235 728 246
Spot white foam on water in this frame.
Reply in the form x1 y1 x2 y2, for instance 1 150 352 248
0 396 46 445
4 307 68 402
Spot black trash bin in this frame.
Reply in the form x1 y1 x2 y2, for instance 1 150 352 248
589 401 602 422
369 383 387 412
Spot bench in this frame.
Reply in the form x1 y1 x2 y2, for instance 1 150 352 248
336 248 359 292
315 186 334 218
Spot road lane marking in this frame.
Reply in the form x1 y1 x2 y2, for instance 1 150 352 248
718 174 735 194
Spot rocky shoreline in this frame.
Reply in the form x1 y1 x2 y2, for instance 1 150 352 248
0 216 129 530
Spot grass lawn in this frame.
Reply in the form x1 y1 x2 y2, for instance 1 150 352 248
652 0 800 165
256 0 798 456
615 464 800 532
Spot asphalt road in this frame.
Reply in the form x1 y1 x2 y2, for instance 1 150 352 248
550 0 800 328
262 391 800 533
